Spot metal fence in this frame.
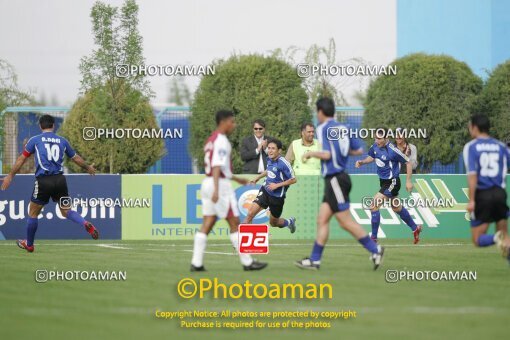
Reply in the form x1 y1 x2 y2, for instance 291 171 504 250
0 106 465 175
148 106 194 174
334 107 465 174
0 107 68 174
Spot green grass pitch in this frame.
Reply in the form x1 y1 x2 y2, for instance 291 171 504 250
0 238 508 340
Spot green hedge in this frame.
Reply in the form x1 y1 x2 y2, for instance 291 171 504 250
363 53 483 171
190 54 310 173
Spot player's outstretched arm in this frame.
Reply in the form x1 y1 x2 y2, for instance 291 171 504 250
302 150 331 162
71 154 96 175
266 177 297 192
405 161 413 192
247 171 267 185
355 156 374 168
211 166 221 203
232 175 249 186
466 173 477 213
349 148 363 156
283 177 297 186
0 154 29 190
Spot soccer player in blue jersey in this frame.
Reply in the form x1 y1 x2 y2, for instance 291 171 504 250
464 114 510 263
355 128 422 244
0 115 98 252
295 97 384 270
244 138 297 233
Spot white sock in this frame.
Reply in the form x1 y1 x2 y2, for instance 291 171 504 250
191 232 207 267
230 231 253 266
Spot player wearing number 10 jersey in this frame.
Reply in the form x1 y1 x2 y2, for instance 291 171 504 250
464 114 510 265
190 110 267 272
0 115 99 252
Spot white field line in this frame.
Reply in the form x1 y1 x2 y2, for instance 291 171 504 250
0 242 469 248
0 243 133 249
180 249 236 256
96 244 132 250
146 248 236 256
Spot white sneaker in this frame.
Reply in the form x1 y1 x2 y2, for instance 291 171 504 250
370 245 385 270
494 231 509 258
294 257 320 270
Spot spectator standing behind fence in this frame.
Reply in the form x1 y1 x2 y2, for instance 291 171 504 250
240 119 271 174
395 127 418 173
285 123 321 175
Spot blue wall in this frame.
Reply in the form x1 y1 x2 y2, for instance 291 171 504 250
158 116 192 174
397 0 510 77
147 109 193 174
17 113 63 154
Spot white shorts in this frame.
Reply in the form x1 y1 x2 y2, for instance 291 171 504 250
201 177 239 219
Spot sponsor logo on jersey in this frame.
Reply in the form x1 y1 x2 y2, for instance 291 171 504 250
375 158 385 167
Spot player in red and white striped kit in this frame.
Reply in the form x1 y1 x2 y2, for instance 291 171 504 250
190 110 268 271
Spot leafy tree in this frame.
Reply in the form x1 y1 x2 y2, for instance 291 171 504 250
0 59 34 172
79 0 150 97
61 0 163 173
0 59 32 111
61 84 164 173
272 38 374 107
190 54 310 173
479 60 510 143
363 53 483 172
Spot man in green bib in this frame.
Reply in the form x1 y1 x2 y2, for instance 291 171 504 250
285 123 321 175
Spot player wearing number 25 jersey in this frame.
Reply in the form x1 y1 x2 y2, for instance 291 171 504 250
463 114 510 264
0 115 98 253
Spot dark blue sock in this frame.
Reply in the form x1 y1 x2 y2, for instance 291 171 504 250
358 235 379 254
398 207 417 231
371 211 380 238
26 217 38 247
282 219 289 227
477 234 495 247
66 210 86 227
310 241 324 262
